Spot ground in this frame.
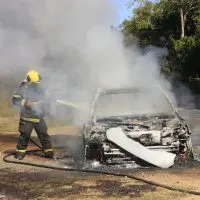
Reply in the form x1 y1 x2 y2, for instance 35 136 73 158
1 109 200 200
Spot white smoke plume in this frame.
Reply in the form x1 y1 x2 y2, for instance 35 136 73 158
0 0 176 124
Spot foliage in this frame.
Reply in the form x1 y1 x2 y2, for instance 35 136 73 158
122 0 200 93
172 36 200 92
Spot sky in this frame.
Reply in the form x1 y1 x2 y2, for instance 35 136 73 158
110 0 132 24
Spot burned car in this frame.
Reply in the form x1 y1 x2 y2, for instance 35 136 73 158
82 87 194 168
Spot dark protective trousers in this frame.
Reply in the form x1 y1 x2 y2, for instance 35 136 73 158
16 118 52 152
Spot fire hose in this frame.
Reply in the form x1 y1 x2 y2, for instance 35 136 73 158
3 138 200 196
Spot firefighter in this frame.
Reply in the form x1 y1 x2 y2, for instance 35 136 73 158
12 70 54 160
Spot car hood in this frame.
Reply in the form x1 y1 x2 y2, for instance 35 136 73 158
90 113 181 132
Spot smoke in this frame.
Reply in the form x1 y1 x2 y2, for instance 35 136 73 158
0 0 177 124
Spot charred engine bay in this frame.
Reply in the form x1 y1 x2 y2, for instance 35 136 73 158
84 114 193 168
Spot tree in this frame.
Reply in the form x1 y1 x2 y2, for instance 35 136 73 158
166 0 198 38
127 0 159 7
122 1 179 47
122 1 160 47
129 0 199 38
124 0 200 94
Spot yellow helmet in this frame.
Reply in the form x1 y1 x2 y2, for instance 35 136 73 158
26 70 41 83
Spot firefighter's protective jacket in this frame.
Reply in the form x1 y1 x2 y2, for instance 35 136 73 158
12 81 49 122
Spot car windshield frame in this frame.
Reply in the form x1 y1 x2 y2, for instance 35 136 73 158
92 88 175 118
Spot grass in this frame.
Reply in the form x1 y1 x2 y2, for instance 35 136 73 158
17 181 191 200
0 105 76 133
134 190 186 200
0 102 18 117
0 102 19 132
0 167 192 200
0 116 76 133
0 116 19 132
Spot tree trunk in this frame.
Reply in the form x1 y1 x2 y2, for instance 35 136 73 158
180 8 185 38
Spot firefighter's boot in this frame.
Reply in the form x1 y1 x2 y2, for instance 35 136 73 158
44 150 54 159
14 152 25 160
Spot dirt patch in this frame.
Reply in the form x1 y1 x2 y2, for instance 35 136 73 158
0 169 156 200
94 180 155 198
135 167 200 192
